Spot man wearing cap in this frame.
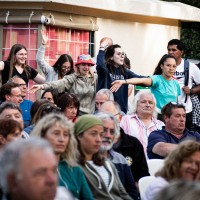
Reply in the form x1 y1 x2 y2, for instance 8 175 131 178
147 102 200 159
29 54 97 115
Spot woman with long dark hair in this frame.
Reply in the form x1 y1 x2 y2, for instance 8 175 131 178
0 44 45 85
36 30 74 82
111 54 181 115
96 40 144 114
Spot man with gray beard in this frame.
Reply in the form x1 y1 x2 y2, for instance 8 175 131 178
95 112 139 200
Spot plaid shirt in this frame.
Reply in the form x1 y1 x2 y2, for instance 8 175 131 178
191 95 200 126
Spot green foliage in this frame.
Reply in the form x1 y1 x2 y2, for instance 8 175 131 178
162 0 200 60
181 22 200 60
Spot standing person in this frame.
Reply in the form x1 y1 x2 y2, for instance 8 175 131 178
167 39 200 130
36 30 74 82
74 114 132 200
29 54 97 115
96 41 144 113
111 54 181 116
0 44 45 85
31 113 93 200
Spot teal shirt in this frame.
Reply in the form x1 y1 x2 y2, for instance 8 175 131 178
58 160 94 200
150 75 181 112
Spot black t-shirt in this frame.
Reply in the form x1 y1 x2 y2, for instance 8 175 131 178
113 128 150 182
2 61 38 85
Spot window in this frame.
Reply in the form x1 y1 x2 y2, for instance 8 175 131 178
2 24 94 101
44 26 94 66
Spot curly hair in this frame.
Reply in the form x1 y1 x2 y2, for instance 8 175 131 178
31 113 79 167
156 140 200 181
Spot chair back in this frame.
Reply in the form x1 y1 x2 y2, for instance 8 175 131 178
147 159 164 176
138 176 156 199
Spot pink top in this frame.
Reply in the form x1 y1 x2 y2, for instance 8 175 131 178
120 113 164 158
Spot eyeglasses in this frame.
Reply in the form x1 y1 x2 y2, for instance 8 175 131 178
11 94 22 98
103 127 115 135
18 83 27 87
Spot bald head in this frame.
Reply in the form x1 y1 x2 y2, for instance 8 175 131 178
99 100 122 123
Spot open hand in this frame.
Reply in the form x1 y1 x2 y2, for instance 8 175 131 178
110 80 124 92
41 29 48 45
28 85 43 93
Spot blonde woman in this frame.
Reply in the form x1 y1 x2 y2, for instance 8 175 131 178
31 113 93 200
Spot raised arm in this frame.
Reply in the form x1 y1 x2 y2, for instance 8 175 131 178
36 30 52 75
110 77 152 92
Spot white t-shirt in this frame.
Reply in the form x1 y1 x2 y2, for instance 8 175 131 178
173 59 200 113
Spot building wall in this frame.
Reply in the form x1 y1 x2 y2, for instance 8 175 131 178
95 18 180 75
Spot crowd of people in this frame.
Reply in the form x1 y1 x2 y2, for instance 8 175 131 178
0 34 200 200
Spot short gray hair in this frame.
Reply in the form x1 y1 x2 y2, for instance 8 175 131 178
96 89 114 101
95 112 120 137
128 90 157 117
0 138 53 194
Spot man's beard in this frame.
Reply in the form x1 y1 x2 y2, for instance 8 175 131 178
99 138 114 152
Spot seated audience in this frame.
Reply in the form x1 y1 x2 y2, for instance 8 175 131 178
0 102 29 139
155 180 200 200
0 138 57 200
23 99 49 134
96 112 139 199
0 82 22 105
31 113 93 200
24 102 60 135
147 102 200 159
95 89 114 111
143 140 200 200
57 92 80 122
0 119 22 149
41 88 59 104
8 76 33 127
99 100 149 183
74 114 132 200
121 91 164 157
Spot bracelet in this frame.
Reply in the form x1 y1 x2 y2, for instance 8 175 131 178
42 43 46 45
190 88 193 95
